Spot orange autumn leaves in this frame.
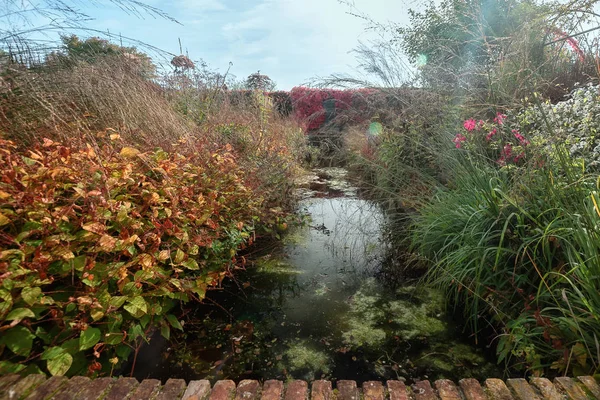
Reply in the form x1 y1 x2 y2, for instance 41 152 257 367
0 137 282 376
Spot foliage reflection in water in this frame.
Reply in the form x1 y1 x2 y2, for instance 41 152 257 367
131 168 501 383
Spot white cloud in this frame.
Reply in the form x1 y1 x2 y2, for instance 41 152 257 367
77 0 427 89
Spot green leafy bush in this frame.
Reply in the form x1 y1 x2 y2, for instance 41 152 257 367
519 85 600 171
0 136 285 376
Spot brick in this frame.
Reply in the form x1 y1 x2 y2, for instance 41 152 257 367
311 381 331 400
104 377 139 400
336 381 358 400
387 381 409 400
284 381 308 400
262 380 284 400
210 380 236 400
578 376 600 399
554 377 588 400
75 377 114 400
24 376 68 400
412 380 436 400
529 378 563 400
52 376 91 400
506 378 541 400
155 378 187 400
236 380 260 400
459 378 487 400
362 381 384 400
435 379 462 400
183 380 212 400
129 378 161 400
485 379 513 400
3 374 46 399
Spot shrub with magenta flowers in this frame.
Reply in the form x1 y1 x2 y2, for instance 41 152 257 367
454 112 530 166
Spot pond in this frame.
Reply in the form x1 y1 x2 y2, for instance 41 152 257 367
129 167 502 384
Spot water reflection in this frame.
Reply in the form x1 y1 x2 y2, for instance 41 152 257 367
131 168 501 384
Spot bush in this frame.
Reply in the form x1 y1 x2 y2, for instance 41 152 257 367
519 84 600 171
0 136 293 376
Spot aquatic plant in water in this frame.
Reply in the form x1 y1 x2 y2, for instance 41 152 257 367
284 340 331 379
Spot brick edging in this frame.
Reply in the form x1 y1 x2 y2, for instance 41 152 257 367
1 374 599 400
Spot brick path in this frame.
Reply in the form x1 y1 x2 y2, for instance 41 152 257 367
1 374 599 400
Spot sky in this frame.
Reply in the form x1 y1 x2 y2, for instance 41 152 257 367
64 0 425 90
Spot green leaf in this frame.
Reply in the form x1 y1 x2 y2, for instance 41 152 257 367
5 307 35 321
109 296 127 309
21 287 42 306
35 327 52 345
104 333 124 345
2 326 35 357
174 249 185 264
160 324 170 340
0 289 13 317
41 346 67 360
0 361 25 374
124 296 147 319
166 314 183 331
116 345 132 360
47 352 73 376
72 255 86 272
181 259 199 270
140 315 151 329
21 156 37 166
79 327 101 351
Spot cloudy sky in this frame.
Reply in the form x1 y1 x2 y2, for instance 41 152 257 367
69 0 425 89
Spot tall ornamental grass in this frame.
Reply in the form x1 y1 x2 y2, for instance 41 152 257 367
412 128 600 375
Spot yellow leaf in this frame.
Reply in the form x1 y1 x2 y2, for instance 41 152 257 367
157 250 170 262
53 247 74 261
138 254 153 270
28 150 43 160
0 212 10 226
120 147 140 159
91 310 105 321
42 138 55 147
98 235 118 252
0 190 9 200
109 134 121 140
82 222 105 235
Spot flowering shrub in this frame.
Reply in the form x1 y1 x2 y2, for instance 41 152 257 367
518 84 600 171
290 87 381 132
0 137 287 377
454 113 530 166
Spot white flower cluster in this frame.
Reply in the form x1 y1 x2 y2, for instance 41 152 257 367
518 84 600 170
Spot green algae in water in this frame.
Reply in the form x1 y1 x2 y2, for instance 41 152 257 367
342 317 387 348
341 278 448 348
285 340 331 378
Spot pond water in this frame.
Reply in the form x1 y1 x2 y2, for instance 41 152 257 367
130 168 502 384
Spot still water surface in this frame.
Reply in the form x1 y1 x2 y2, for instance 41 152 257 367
131 168 501 383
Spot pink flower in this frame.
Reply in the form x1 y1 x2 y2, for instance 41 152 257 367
463 119 477 131
514 152 526 163
486 128 497 141
453 133 467 148
513 130 530 146
502 143 513 158
478 120 485 129
494 112 507 125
